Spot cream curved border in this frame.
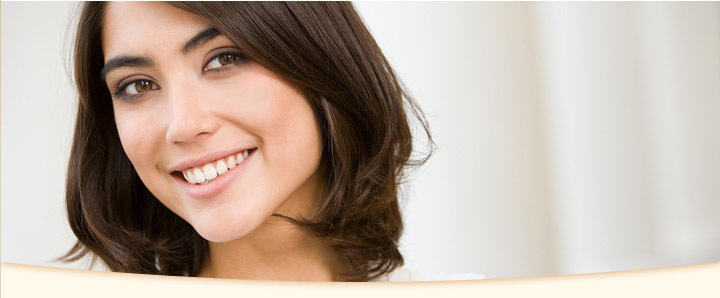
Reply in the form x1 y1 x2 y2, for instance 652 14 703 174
1 262 718 297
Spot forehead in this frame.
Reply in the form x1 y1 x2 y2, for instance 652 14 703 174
102 2 211 60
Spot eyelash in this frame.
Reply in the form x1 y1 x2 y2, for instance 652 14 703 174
112 51 248 100
202 52 247 74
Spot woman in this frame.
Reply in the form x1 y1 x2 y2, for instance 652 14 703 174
64 1 432 282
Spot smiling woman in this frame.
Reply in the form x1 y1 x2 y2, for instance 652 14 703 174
63 2 432 282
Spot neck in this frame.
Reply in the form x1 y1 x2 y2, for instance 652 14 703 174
198 217 350 281
196 170 351 281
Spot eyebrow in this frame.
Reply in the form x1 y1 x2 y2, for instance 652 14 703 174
100 27 221 81
181 27 221 54
100 56 153 81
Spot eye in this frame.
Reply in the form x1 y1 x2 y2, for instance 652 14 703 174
115 79 159 99
203 52 246 72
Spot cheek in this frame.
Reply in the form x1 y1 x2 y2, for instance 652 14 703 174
223 71 323 162
113 109 161 177
260 87 322 166
231 74 324 196
114 106 184 216
271 102 323 201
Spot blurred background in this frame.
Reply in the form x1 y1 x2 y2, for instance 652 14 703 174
2 2 719 279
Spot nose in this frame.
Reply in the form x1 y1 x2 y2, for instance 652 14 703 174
164 83 220 144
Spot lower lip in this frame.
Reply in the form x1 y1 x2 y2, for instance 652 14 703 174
173 151 255 199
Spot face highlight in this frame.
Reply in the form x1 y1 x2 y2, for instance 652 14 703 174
101 2 325 242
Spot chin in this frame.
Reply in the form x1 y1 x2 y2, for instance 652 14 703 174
193 221 250 243
188 206 270 243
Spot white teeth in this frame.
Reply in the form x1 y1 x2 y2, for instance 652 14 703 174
193 168 205 183
181 150 253 184
228 156 237 169
203 164 218 181
216 160 228 175
186 170 197 184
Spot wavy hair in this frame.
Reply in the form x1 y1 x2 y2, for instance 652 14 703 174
64 1 432 282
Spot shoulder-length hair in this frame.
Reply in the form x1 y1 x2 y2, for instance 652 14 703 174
64 1 432 282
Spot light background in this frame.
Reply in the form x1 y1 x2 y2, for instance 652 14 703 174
2 2 719 280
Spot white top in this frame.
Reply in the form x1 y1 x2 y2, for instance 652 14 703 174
376 267 485 282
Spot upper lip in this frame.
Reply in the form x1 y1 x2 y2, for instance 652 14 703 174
169 147 254 173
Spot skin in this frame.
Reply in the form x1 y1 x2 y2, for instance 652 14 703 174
102 2 348 281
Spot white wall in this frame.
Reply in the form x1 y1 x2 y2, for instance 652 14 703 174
355 2 556 278
2 2 718 279
1 2 87 270
532 2 720 275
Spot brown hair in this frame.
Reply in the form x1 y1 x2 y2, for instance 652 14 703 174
64 1 432 282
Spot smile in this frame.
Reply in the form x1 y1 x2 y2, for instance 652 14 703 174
180 149 254 184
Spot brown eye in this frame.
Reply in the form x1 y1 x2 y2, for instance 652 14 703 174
122 79 156 96
135 80 152 92
205 52 245 71
219 53 239 66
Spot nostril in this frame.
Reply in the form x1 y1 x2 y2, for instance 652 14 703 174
165 104 221 144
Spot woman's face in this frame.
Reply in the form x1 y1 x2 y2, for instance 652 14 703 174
101 2 325 242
